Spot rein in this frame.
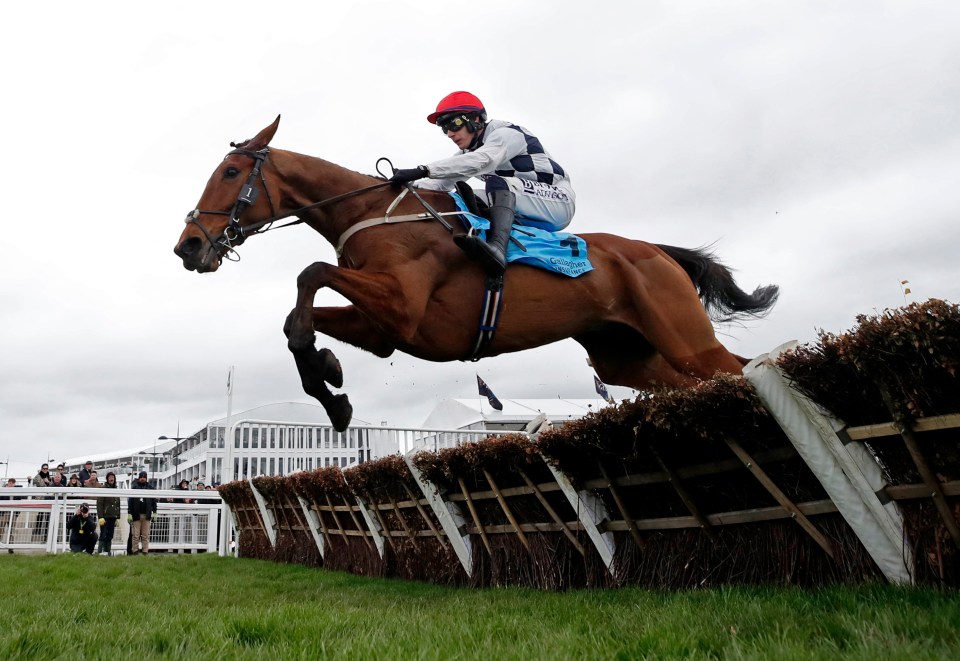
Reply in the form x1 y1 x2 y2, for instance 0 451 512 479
185 147 395 262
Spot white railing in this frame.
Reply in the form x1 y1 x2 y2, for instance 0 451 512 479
376 426 518 454
0 487 226 556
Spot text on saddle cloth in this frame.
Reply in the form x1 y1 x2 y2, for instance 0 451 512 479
449 192 593 278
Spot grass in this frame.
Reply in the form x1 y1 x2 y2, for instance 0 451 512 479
1 554 958 660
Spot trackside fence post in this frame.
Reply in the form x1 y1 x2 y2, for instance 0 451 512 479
404 452 472 576
248 479 276 548
542 456 617 579
744 343 914 584
296 495 327 559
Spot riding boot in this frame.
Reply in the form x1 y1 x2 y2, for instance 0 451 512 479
454 190 515 276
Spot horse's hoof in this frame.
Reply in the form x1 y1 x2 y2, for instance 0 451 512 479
328 394 353 432
317 348 344 389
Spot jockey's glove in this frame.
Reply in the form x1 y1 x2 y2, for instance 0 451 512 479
389 165 429 185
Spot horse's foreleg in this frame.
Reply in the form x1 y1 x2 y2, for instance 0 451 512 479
284 264 359 430
286 263 333 353
288 261 427 345
290 349 353 432
283 313 345 389
303 306 397 358
285 262 417 432
284 311 353 431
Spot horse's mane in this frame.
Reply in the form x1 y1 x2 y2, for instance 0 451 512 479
227 137 386 180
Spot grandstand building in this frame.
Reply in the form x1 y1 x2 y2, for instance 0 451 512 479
64 398 603 488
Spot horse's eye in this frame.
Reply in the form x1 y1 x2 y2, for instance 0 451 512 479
224 167 240 178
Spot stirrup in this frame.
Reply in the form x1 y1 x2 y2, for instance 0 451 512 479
454 228 483 255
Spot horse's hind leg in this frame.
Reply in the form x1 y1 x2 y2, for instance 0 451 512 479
623 253 745 380
576 327 700 390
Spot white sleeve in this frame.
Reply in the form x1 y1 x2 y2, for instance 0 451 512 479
425 127 526 179
415 177 457 192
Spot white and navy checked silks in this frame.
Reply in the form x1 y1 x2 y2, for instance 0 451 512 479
423 119 572 191
483 120 567 186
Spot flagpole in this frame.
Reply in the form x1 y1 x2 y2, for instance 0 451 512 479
224 366 235 483
220 365 236 556
476 373 484 416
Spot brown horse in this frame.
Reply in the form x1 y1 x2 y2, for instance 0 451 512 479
175 117 777 431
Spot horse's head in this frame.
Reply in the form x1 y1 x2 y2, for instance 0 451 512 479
174 116 281 272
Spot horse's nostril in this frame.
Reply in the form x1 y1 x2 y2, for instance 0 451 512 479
175 237 202 258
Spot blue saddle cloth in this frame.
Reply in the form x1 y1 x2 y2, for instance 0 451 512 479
450 192 593 278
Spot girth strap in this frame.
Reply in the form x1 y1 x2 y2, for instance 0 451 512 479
465 275 505 361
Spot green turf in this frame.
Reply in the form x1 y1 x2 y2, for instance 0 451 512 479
1 554 958 659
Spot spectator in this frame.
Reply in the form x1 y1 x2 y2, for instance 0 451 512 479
78 461 94 485
65 475 82 505
194 482 216 505
84 471 100 487
50 472 65 488
32 463 51 487
65 503 98 554
96 471 121 556
127 471 157 555
174 479 194 504
55 464 67 484
1 479 19 552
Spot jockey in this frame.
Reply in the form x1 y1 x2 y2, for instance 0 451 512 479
389 91 576 276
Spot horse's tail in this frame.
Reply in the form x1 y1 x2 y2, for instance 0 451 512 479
657 244 779 323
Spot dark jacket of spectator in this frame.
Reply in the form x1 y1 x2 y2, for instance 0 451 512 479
128 480 158 520
78 466 93 485
96 477 121 519
173 480 194 504
66 510 98 553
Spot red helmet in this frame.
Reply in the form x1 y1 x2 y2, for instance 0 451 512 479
427 91 486 124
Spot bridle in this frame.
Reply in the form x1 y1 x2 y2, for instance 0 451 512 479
184 147 394 262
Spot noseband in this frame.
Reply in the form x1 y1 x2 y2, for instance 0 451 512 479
184 148 395 262
184 147 277 262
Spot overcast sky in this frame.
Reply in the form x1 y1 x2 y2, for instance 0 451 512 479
2 2 958 480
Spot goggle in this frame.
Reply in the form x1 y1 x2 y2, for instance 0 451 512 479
437 114 471 134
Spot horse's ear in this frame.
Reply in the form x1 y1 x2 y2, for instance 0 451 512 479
243 115 281 150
